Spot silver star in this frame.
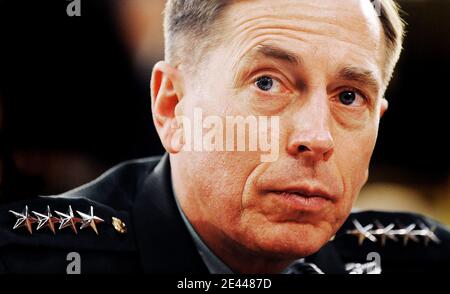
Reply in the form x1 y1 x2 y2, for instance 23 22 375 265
32 205 59 234
346 219 377 245
55 205 81 234
9 205 37 234
413 222 441 246
371 220 398 246
394 224 419 246
76 206 104 235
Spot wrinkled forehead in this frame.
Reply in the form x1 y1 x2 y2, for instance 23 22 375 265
219 0 385 72
225 0 383 40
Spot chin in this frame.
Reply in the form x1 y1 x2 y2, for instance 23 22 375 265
247 221 334 259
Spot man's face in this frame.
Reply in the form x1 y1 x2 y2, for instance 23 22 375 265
170 0 387 259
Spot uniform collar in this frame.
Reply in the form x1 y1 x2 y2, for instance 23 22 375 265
131 153 209 273
172 183 234 274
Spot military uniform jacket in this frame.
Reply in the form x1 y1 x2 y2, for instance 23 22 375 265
0 154 449 274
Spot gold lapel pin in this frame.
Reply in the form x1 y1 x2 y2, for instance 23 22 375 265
112 217 127 234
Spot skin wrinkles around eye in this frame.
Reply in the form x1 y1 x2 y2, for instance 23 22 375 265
233 69 296 115
251 73 292 95
233 46 302 88
237 61 377 102
330 92 372 129
235 61 292 84
242 76 374 124
249 71 374 115
232 55 378 120
337 88 368 106
332 86 376 114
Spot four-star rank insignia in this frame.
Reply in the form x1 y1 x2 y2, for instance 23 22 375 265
346 219 441 247
8 205 113 236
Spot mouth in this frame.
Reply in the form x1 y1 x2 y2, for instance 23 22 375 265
266 186 336 212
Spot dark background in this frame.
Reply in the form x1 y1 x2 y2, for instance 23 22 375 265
0 0 448 222
372 0 450 182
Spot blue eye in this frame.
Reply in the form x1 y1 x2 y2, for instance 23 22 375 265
339 90 357 105
255 76 274 91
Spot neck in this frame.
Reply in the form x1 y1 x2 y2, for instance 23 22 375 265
176 194 294 273
188 217 295 274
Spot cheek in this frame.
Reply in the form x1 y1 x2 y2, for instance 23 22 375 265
335 126 378 202
191 152 263 228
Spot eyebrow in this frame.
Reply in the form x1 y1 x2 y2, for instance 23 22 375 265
247 44 303 66
337 66 380 95
233 44 303 85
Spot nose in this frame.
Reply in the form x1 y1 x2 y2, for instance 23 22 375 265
287 132 334 161
286 98 334 161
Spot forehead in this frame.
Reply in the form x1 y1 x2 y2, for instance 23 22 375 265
216 0 385 79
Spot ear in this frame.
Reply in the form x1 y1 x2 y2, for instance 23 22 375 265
379 98 388 118
151 61 185 154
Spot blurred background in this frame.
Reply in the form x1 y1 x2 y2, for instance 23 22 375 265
0 0 448 224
